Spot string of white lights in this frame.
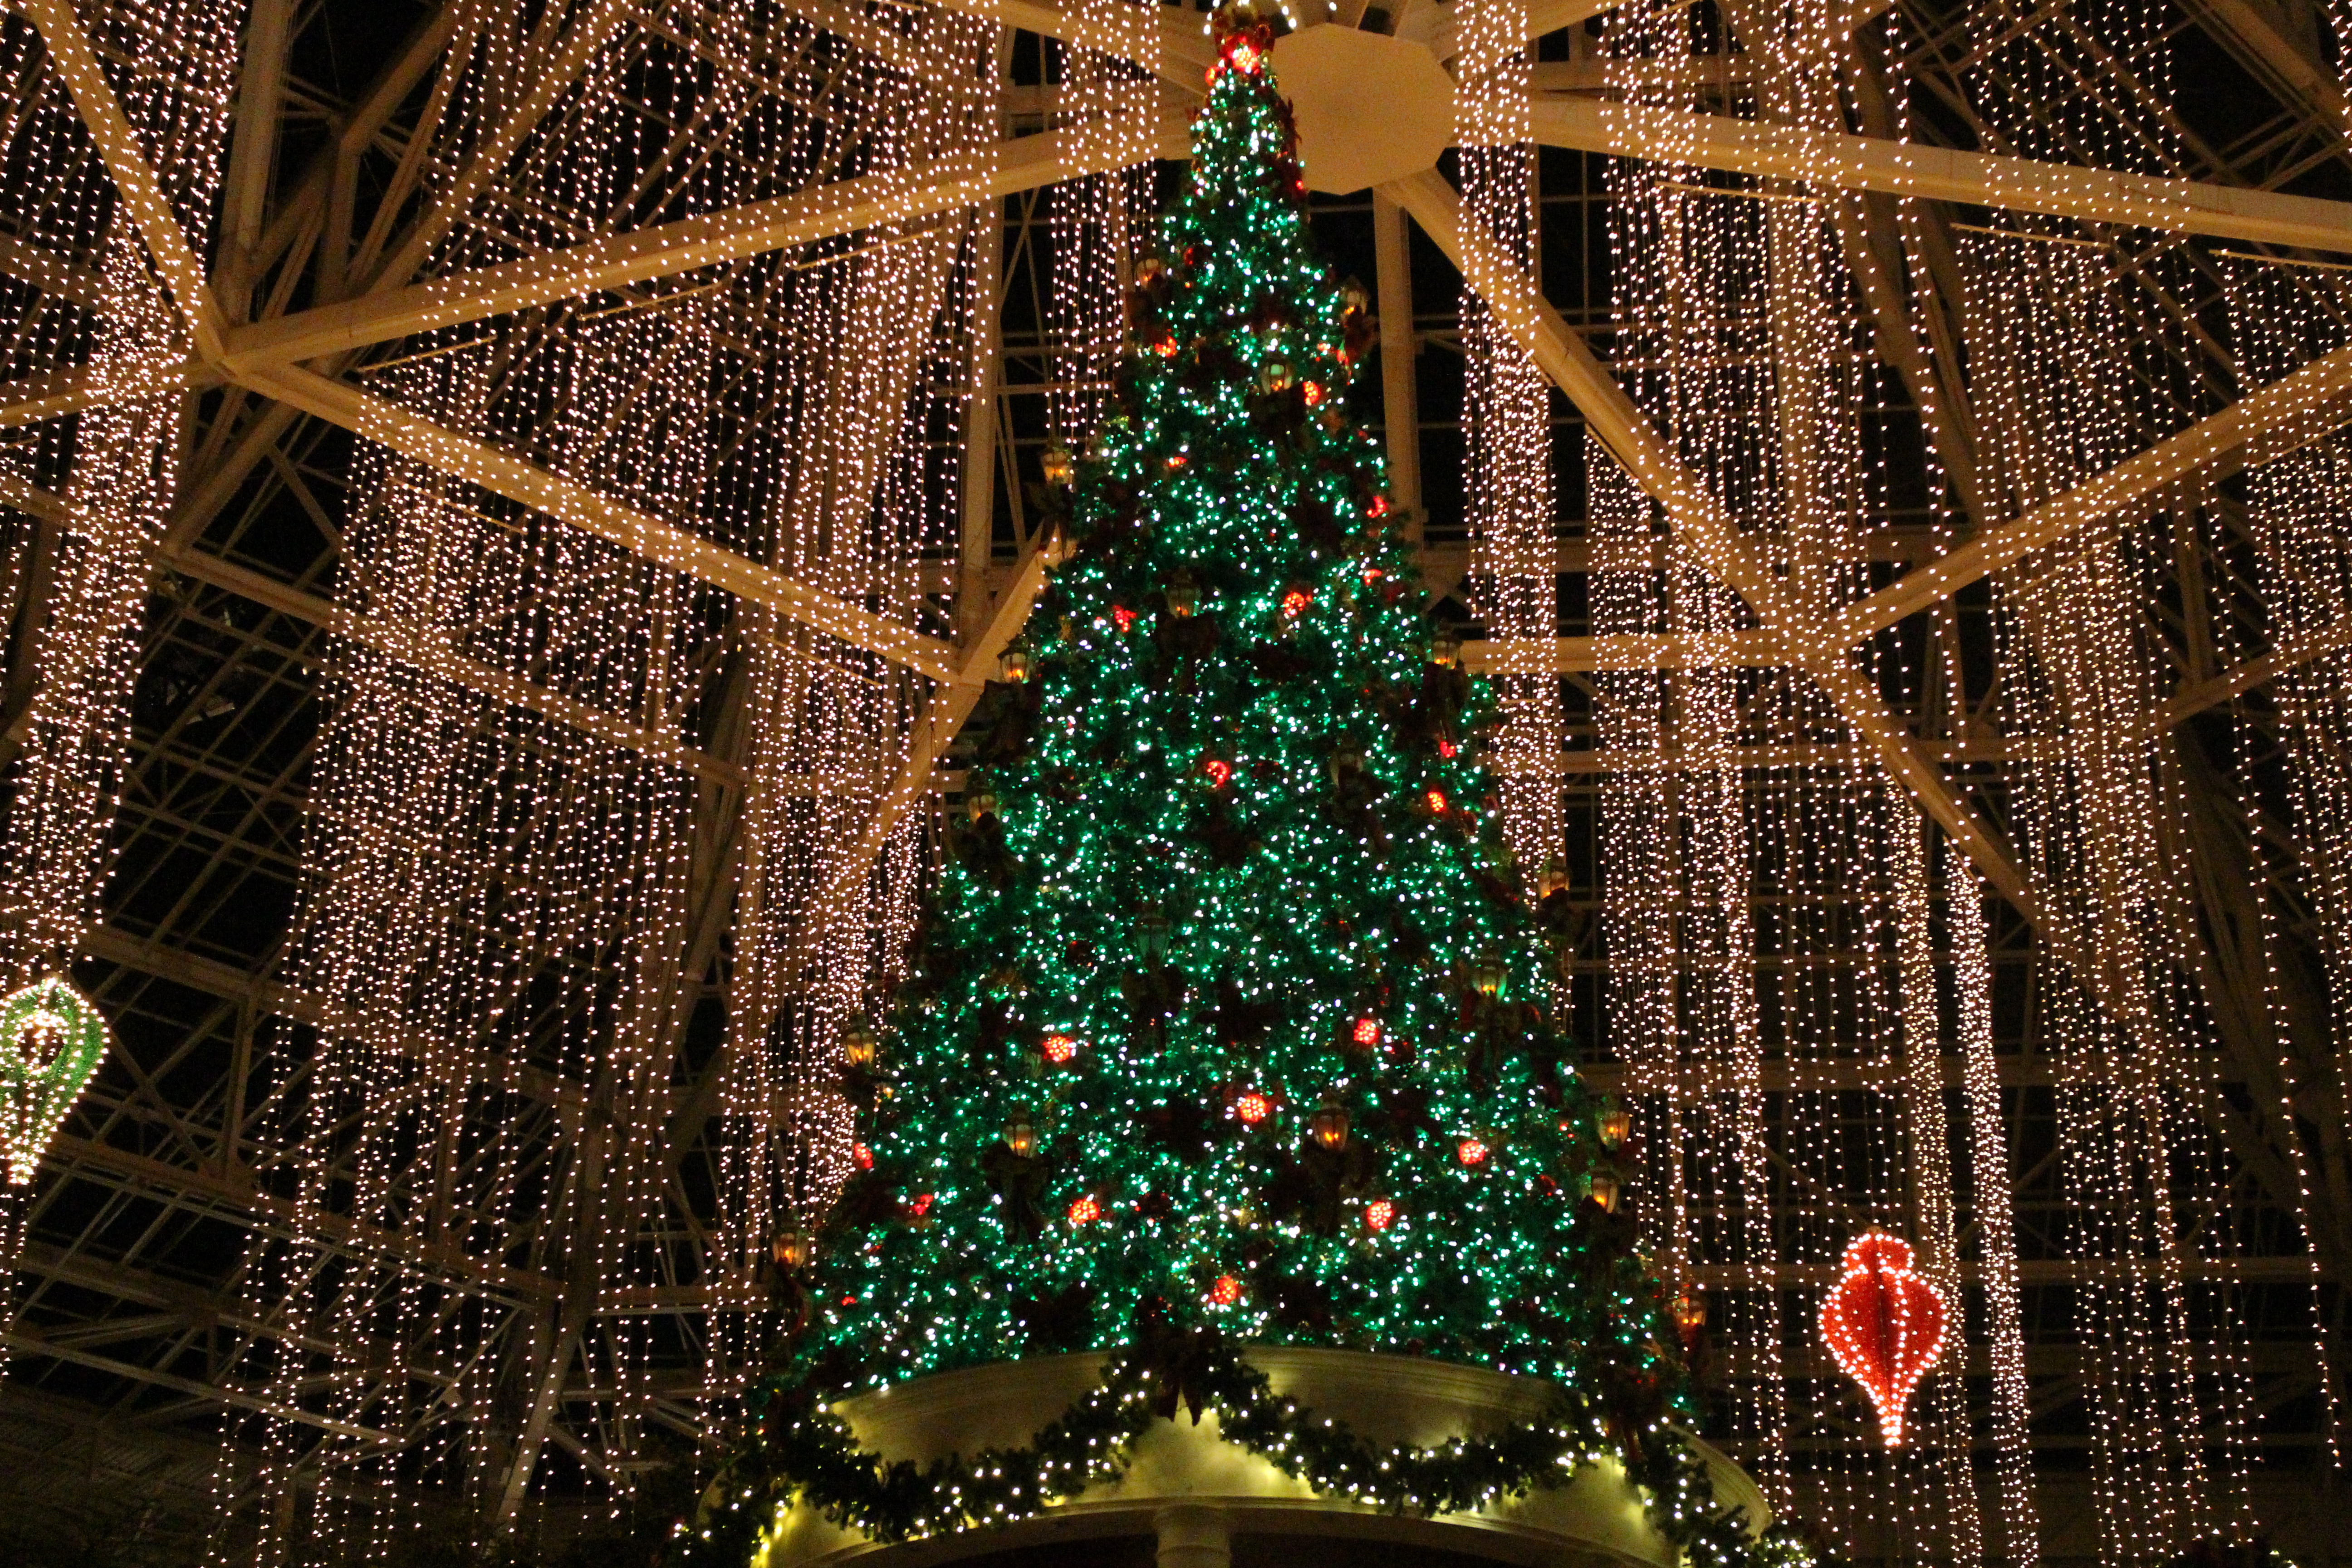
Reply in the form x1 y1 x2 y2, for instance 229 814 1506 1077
1960 217 2255 1568
0 0 242 988
1597 0 1988 1531
2215 252 2350 1466
708 0 999 1394
1048 0 1154 451
211 8 967 1555
1937 5 2272 1555
1456 0 1561 889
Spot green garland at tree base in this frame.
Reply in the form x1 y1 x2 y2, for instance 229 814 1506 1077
665 1335 1825 1568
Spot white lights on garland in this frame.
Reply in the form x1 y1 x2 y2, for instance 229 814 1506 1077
0 976 107 1185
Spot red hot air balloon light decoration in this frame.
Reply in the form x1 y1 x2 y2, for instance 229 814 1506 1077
1819 1231 1948 1447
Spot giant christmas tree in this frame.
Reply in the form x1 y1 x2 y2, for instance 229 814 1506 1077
676 13 1793 1564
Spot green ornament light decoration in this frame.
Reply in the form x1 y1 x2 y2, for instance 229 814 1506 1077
0 976 108 1185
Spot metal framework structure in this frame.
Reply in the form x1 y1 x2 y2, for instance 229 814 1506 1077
0 0 2347 1561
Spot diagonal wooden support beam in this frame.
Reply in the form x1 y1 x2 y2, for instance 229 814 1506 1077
1461 632 1784 672
2158 610 2352 731
0 360 219 427
927 0 1214 91
794 531 1067 971
0 460 744 784
364 0 642 293
220 112 1186 372
1383 167 2043 923
20 0 225 359
1529 95 2352 254
235 363 964 683
1826 343 2352 650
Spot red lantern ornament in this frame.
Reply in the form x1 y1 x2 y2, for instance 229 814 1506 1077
851 1140 874 1171
1819 1231 1948 1448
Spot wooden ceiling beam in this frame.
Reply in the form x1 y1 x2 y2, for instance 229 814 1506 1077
20 0 225 358
1384 167 2043 924
237 363 964 683
1529 94 2352 254
218 111 1185 373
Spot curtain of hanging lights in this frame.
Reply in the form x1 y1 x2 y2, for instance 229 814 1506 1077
0 0 242 1410
1592 0 2015 1552
224 315 709 1568
1048 0 1156 454
708 0 999 1390
0 0 242 988
213 4 989 1553
1939 0 2265 1555
2215 253 2348 1460
1454 0 1563 888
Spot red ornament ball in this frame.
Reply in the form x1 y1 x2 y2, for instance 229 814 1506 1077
1819 1231 1948 1448
1350 1016 1382 1049
1208 1274 1245 1306
1042 1033 1078 1064
1363 1197 1396 1233
851 1141 874 1171
1067 1194 1102 1226
1456 1137 1490 1168
1235 1091 1272 1127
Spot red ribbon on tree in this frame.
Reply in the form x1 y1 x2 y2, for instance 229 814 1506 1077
1818 1231 1947 1447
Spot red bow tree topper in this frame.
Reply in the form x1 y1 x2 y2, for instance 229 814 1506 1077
1818 1231 1948 1447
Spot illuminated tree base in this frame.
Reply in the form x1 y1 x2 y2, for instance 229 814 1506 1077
703 1346 1779 1568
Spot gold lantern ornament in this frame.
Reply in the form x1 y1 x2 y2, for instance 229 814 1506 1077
1255 358 1296 395
1308 1093 1351 1152
965 780 1000 824
1135 904 1173 963
1040 444 1076 487
1597 1100 1632 1151
1164 568 1201 619
998 642 1034 682
1003 1105 1039 1158
840 1015 878 1069
1673 1284 1707 1344
1431 628 1462 668
771 1229 816 1272
0 977 108 1186
1468 951 1507 999
1537 855 1571 902
1586 1168 1623 1214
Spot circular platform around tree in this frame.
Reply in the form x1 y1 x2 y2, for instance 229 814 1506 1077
755 1346 1768 1568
